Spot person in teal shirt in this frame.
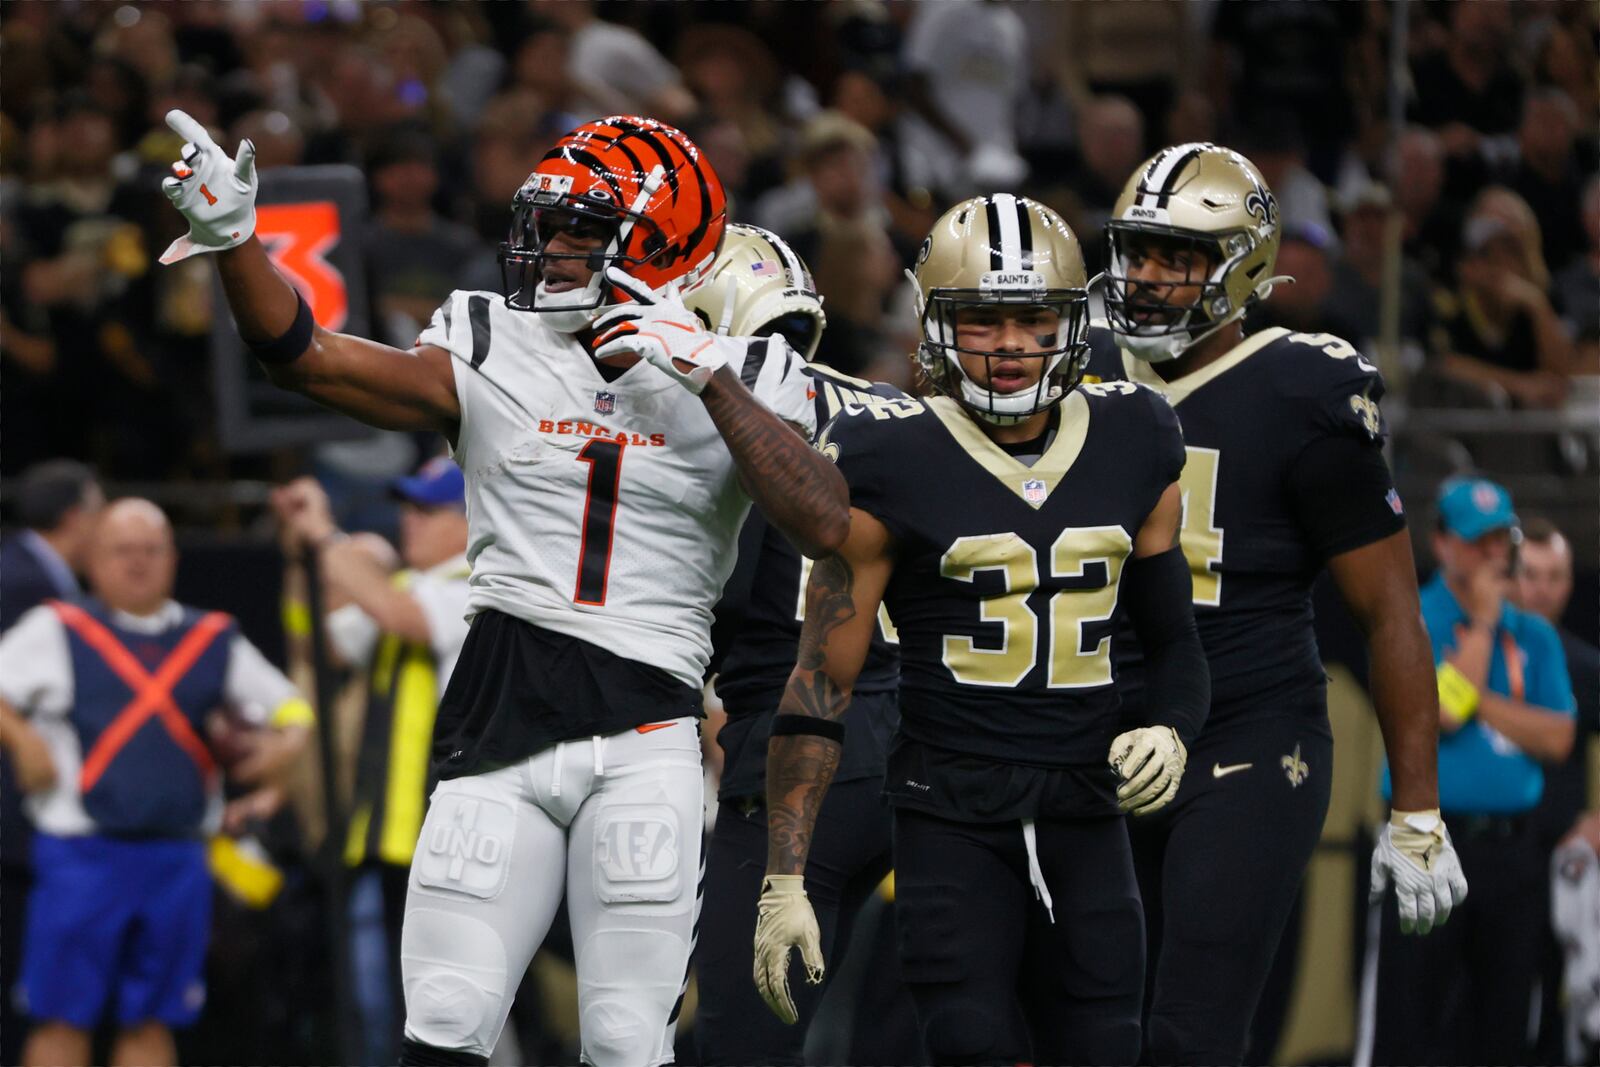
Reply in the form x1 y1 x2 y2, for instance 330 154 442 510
1367 476 1576 1067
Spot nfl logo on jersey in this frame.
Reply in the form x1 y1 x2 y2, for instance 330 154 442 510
594 391 617 415
1022 479 1046 505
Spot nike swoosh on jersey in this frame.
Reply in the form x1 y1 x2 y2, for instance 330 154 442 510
636 722 678 734
1212 762 1253 778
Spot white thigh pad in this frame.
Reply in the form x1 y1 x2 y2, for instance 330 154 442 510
414 790 517 901
578 928 686 1067
401 908 509 1056
593 800 682 905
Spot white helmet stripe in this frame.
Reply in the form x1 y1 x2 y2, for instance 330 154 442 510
1138 142 1212 208
992 193 1024 272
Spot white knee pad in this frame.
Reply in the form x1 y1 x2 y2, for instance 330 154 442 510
593 801 684 907
577 929 686 1067
401 908 508 1056
413 790 517 902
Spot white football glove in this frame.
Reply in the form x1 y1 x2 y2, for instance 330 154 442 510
158 109 258 265
1370 808 1469 935
592 267 734 394
1108 726 1187 816
752 874 824 1025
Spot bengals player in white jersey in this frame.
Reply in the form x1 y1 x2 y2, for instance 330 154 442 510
158 110 847 1067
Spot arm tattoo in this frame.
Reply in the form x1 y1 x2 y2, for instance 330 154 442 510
701 367 848 557
765 550 858 874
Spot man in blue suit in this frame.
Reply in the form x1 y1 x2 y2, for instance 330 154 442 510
1 460 102 630
0 459 100 1066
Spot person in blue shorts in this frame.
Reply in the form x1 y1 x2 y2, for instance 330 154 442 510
0 499 312 1067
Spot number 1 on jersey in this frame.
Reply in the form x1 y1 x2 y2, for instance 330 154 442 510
574 439 624 605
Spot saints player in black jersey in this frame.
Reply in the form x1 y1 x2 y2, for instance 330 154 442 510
685 224 910 1065
752 196 1211 1066
1089 143 1469 1066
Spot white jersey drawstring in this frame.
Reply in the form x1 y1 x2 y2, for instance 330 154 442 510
1021 818 1055 924
551 742 566 797
592 735 605 778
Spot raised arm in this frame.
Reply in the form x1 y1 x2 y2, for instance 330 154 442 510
589 267 849 558
158 110 459 436
753 507 893 1023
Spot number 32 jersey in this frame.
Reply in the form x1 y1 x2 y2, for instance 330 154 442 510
823 384 1184 777
417 290 815 689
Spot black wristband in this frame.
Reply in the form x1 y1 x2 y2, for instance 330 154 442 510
771 713 845 745
248 292 315 365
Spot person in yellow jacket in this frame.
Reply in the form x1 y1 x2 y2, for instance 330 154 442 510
274 458 469 1064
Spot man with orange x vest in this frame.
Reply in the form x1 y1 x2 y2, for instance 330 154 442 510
0 499 312 1067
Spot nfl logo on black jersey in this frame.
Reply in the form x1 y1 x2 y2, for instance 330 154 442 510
1023 479 1046 506
593 390 617 415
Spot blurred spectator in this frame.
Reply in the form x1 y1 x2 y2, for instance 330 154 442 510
1431 199 1574 409
1255 222 1356 338
0 460 102 1067
1 461 104 631
1055 95 1145 276
1237 113 1334 237
900 0 1030 197
543 0 696 126
1327 183 1435 360
505 17 591 126
230 111 307 173
1162 88 1217 149
362 125 484 346
1409 0 1523 171
1554 176 1600 372
1039 2 1189 140
0 500 312 1067
827 61 938 255
1396 125 1462 281
273 461 469 1066
1508 88 1588 276
465 89 566 250
1518 515 1600 850
756 112 899 378
1372 478 1576 1067
1210 1 1362 180
677 24 789 206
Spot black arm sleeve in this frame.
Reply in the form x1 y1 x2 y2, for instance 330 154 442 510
1286 433 1406 561
1120 545 1210 745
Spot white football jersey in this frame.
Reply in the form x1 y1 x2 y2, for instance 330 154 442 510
417 291 813 688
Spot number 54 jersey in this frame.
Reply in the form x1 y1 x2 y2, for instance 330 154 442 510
418 290 815 690
820 383 1184 816
1084 326 1405 728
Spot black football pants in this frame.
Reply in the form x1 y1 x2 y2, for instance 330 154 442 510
1129 715 1333 1066
893 808 1145 1066
695 776 895 1066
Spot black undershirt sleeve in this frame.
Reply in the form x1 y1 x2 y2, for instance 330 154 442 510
1120 545 1210 745
1286 433 1407 561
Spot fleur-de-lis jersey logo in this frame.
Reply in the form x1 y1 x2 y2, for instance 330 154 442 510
1349 393 1382 439
1281 744 1308 788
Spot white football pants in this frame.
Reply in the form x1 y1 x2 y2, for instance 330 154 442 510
400 719 703 1066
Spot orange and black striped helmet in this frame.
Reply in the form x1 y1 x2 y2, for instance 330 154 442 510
499 115 728 315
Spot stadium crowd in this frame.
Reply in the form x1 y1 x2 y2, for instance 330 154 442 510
0 1 1596 1065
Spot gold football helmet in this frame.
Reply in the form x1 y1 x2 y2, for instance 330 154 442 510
682 222 826 360
1104 142 1287 362
912 194 1091 424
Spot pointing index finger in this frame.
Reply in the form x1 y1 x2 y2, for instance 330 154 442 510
165 109 218 152
603 266 658 307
